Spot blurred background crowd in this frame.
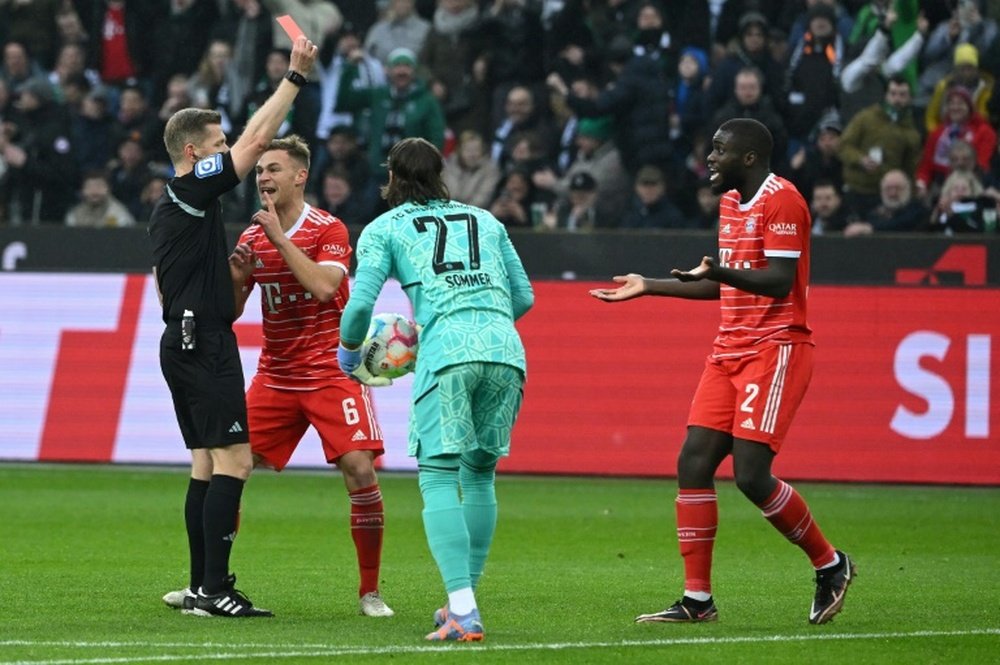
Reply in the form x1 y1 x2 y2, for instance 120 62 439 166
0 0 998 235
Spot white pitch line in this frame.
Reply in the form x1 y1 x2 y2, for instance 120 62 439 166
1 628 998 664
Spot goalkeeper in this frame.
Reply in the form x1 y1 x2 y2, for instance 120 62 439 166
338 137 534 642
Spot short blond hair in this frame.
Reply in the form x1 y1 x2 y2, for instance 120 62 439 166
264 134 311 170
163 108 221 166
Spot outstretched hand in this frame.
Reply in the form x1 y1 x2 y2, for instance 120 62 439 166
671 256 717 282
589 273 646 302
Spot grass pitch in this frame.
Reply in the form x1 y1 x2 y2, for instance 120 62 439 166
1 464 997 664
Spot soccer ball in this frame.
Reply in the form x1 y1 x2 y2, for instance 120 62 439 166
361 313 419 379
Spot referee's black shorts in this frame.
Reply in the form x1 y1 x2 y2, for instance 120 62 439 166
160 327 248 449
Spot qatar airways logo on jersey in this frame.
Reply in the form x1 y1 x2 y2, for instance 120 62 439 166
768 222 797 236
322 243 347 255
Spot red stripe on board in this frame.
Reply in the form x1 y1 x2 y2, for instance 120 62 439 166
38 275 145 462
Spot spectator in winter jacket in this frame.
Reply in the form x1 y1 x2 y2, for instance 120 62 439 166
671 47 710 147
917 0 997 111
364 0 431 66
0 78 79 224
107 136 153 222
69 85 113 173
838 74 922 216
704 12 785 122
490 85 555 173
620 164 690 229
1 0 63 70
842 168 929 236
109 85 165 168
810 179 855 235
442 130 502 209
1 41 46 91
314 21 386 142
420 0 487 137
531 116 630 228
336 47 445 180
785 0 854 47
472 0 547 127
541 170 600 231
924 43 995 133
927 168 992 233
784 3 845 142
317 166 377 227
545 0 604 87
788 109 844 200
489 167 542 228
915 85 997 199
308 125 378 214
711 66 788 172
547 16 674 176
65 169 136 227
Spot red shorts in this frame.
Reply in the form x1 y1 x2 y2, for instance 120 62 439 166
687 343 813 453
247 377 384 470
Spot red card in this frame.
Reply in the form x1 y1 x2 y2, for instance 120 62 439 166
276 15 305 42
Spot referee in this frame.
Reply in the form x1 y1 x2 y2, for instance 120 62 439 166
150 35 317 618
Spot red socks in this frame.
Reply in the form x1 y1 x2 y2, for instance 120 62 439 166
676 480 837 595
676 489 718 594
758 480 837 568
349 484 384 596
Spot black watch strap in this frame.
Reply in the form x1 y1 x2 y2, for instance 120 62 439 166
284 70 307 87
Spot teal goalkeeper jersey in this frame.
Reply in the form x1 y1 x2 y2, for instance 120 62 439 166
341 198 534 392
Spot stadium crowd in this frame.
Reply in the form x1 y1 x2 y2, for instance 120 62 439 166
0 0 998 234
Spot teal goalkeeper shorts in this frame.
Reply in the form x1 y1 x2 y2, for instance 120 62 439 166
409 362 525 459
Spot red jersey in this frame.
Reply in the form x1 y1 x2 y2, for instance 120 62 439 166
713 174 813 358
238 205 352 389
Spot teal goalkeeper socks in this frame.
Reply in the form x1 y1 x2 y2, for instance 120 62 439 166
459 459 497 589
419 465 472 593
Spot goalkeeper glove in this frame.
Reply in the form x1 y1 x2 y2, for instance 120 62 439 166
337 344 392 387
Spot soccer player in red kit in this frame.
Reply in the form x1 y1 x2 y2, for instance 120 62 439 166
590 118 855 625
228 134 393 617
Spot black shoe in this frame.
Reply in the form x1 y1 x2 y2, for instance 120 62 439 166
188 575 273 618
810 551 856 624
635 596 719 623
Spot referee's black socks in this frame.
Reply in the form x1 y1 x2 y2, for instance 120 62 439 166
202 474 245 594
184 478 210 592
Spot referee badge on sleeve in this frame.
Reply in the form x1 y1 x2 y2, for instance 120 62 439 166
195 153 223 178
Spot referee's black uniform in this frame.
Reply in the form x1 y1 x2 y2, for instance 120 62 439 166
149 151 248 448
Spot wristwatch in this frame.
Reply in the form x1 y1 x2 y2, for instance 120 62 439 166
284 70 307 87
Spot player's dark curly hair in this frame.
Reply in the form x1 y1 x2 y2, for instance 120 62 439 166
380 138 450 208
